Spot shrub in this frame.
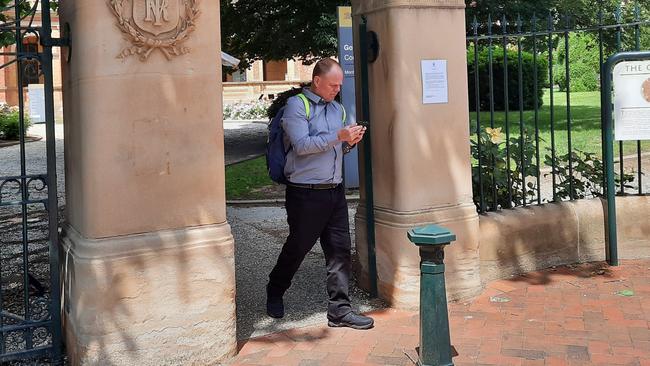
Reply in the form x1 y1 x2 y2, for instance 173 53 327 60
472 127 540 211
641 25 650 51
471 126 637 211
554 33 601 92
223 100 270 120
544 150 635 200
0 104 30 140
468 46 548 111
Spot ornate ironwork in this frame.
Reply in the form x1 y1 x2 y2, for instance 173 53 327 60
0 176 48 206
0 1 62 363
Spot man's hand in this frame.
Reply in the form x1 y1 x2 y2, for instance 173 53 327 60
350 127 366 145
337 125 367 144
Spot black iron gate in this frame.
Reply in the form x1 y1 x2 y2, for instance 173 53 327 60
467 4 650 214
0 0 62 363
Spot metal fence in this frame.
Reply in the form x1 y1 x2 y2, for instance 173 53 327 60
467 4 650 213
0 0 62 363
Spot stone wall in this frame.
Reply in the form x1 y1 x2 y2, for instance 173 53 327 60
479 196 650 284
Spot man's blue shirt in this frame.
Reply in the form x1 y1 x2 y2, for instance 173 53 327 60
282 88 346 184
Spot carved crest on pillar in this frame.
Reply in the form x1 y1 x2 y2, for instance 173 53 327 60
108 0 201 61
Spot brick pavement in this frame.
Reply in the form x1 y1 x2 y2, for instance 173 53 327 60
227 259 650 366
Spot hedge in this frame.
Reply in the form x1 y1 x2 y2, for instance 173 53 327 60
468 46 548 111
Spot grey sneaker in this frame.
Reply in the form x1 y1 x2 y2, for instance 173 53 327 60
328 312 374 330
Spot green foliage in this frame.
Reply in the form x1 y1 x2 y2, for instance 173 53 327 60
544 150 635 200
639 23 650 50
221 0 350 69
465 1 650 57
616 4 650 52
471 125 637 211
466 0 649 30
0 0 31 47
0 1 58 47
0 104 30 140
554 33 601 92
472 127 539 211
468 46 548 111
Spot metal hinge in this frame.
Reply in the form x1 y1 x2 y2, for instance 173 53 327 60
42 23 72 61
42 37 70 48
42 23 72 48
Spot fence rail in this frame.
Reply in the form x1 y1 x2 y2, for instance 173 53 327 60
467 4 650 214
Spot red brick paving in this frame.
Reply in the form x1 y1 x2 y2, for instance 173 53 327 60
227 260 650 365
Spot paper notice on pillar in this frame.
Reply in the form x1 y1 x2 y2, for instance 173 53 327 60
613 60 650 141
421 60 448 104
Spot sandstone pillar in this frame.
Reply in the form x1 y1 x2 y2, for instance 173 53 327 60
352 0 481 308
59 1 236 364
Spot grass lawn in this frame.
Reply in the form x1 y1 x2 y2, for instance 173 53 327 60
470 89 650 158
225 156 281 200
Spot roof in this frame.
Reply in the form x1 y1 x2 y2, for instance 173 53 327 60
221 52 240 68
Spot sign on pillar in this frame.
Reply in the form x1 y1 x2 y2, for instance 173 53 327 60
421 60 449 105
338 6 359 188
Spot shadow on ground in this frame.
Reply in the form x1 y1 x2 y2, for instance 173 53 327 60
228 204 388 340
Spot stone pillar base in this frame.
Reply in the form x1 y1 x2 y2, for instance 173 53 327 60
355 203 481 309
60 223 236 365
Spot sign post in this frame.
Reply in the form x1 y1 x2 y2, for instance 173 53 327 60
601 51 650 266
338 6 359 188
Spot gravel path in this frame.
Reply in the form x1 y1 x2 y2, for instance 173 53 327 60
224 121 268 165
228 204 387 340
0 124 66 203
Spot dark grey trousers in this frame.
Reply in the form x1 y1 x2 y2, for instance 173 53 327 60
267 184 352 320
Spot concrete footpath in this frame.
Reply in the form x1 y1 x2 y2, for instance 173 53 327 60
227 259 650 366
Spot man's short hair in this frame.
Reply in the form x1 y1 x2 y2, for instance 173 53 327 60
312 58 342 79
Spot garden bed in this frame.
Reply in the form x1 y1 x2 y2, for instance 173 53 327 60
0 135 43 148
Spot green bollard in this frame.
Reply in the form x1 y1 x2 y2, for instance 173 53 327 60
407 225 456 366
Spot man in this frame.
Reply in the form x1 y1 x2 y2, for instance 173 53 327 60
266 58 373 330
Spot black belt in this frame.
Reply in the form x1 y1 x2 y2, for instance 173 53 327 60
287 182 341 190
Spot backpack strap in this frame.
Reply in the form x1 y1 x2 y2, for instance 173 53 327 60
296 93 346 125
296 93 311 119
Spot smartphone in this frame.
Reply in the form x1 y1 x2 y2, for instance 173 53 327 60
356 120 369 128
